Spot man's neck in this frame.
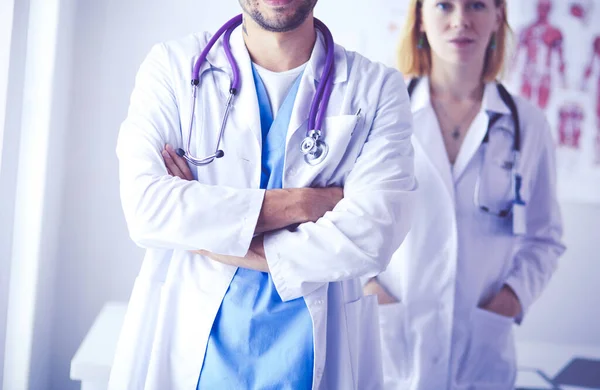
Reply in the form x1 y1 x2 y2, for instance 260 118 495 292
241 13 316 72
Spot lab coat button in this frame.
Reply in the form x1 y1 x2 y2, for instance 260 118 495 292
287 167 297 176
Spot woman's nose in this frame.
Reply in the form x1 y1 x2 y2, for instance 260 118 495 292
450 8 471 29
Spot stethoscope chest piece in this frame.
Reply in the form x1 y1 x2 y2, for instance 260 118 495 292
301 130 328 165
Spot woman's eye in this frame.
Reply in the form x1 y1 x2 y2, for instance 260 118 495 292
436 2 453 11
469 1 487 10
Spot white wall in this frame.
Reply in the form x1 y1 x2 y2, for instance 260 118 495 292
3 0 76 388
0 0 18 383
5 1 592 389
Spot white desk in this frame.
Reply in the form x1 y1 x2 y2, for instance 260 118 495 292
71 302 600 390
70 302 127 390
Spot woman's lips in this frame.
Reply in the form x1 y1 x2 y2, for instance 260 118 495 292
450 38 475 48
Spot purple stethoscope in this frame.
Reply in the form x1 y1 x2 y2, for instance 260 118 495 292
176 14 336 166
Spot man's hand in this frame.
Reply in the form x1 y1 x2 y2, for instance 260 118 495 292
193 235 269 272
363 278 398 305
162 144 194 180
481 285 522 318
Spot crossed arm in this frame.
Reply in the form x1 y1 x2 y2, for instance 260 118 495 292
162 144 343 272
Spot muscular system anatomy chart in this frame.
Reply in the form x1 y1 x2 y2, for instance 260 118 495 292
513 0 567 110
507 0 600 202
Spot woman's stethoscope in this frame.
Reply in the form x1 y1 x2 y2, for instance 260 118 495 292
176 14 336 166
407 79 525 218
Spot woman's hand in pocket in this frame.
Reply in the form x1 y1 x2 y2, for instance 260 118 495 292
363 278 398 305
481 285 521 318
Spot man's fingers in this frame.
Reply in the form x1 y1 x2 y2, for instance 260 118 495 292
166 144 194 180
162 149 185 179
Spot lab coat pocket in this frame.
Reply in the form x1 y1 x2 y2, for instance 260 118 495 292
456 308 516 388
344 295 384 390
286 114 360 187
378 302 412 388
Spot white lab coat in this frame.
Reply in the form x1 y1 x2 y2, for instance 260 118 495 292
376 78 565 390
109 27 416 390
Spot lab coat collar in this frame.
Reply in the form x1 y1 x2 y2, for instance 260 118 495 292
305 30 348 85
409 76 432 114
482 81 511 115
205 25 348 86
411 77 513 188
286 29 349 140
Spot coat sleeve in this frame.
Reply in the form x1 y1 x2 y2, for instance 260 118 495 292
117 43 265 254
504 116 566 323
264 70 416 302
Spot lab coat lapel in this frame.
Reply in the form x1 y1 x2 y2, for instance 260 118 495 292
229 28 262 145
286 64 316 147
287 31 349 147
411 78 455 201
452 112 488 181
452 83 511 181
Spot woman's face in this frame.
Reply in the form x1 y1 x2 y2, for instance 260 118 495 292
420 0 503 68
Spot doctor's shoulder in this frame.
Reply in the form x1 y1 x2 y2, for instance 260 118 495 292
133 32 215 89
341 49 412 132
343 49 410 101
154 31 216 70
130 32 226 117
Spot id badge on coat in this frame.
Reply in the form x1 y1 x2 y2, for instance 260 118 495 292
512 173 526 235
512 202 526 235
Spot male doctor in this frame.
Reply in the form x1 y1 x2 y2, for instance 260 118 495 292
110 0 415 389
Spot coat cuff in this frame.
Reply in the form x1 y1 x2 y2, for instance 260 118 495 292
263 230 324 302
504 276 531 325
235 189 266 255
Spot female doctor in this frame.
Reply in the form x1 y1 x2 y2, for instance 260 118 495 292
364 0 566 389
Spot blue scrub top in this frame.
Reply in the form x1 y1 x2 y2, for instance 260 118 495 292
197 66 314 390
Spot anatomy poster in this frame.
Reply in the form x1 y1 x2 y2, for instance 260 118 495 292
319 0 600 204
506 0 600 204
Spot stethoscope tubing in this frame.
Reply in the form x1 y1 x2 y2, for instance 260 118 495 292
179 14 336 166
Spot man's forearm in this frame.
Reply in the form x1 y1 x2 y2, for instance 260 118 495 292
161 146 342 236
255 187 342 234
255 189 306 234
